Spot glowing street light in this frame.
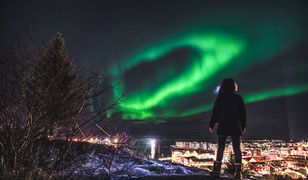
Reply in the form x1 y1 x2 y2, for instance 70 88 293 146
104 137 111 144
149 139 156 159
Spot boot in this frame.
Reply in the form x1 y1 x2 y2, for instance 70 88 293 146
210 161 222 176
234 163 242 179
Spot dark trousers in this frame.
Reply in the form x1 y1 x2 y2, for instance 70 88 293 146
216 135 242 163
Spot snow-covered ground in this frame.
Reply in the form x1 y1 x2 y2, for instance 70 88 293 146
48 140 209 179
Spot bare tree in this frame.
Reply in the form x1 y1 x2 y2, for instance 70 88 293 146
0 33 123 177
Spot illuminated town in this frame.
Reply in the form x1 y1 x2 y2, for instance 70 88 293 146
66 135 308 179
48 133 308 179
163 140 308 179
49 135 308 178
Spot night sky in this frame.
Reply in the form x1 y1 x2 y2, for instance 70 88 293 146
1 0 307 140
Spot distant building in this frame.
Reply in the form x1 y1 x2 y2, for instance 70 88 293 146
283 155 308 169
170 140 308 179
171 142 215 169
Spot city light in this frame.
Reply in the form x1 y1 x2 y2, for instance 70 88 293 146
113 138 119 144
104 137 111 144
149 138 156 159
168 140 308 179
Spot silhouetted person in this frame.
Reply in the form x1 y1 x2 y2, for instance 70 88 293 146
209 78 246 179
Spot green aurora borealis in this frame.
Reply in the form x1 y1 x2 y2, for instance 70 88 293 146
108 30 308 120
99 1 308 121
1 0 307 138
112 33 246 119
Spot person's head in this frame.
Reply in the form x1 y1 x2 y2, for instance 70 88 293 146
219 78 238 94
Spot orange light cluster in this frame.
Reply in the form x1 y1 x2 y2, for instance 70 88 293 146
48 135 120 146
